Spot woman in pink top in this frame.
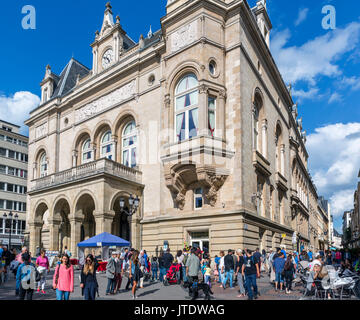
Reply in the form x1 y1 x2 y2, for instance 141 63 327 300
53 254 74 300
35 249 50 294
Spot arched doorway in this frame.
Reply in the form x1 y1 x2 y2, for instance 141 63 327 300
33 202 49 250
53 198 71 253
75 194 96 242
112 196 131 241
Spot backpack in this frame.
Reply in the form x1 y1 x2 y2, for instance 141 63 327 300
20 263 40 290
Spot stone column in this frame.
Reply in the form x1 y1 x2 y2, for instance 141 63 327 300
216 90 226 140
198 84 208 136
261 119 268 158
69 217 82 258
33 162 38 180
130 216 141 250
72 150 78 168
94 211 115 235
280 144 285 176
48 219 61 251
28 222 42 256
90 143 97 162
111 135 118 162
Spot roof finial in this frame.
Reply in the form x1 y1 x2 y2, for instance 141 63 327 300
148 25 153 39
116 15 120 24
106 2 112 11
139 34 145 50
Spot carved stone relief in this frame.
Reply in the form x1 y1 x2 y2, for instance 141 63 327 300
35 123 48 139
75 80 136 123
171 20 198 53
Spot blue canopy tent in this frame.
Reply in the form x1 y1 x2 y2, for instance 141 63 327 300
77 232 130 248
77 232 130 265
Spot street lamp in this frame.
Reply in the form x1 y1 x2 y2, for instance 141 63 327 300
119 195 140 216
3 211 18 249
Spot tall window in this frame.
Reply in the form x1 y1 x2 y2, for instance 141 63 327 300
194 188 203 209
82 139 92 164
122 121 137 168
208 97 216 137
100 131 114 160
253 106 259 151
40 153 48 177
175 73 199 142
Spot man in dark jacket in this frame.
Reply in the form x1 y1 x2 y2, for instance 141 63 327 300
162 248 174 272
222 249 235 289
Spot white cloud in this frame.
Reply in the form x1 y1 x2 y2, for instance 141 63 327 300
0 91 40 134
292 87 319 101
307 123 360 218
295 8 309 26
328 92 342 104
329 189 355 219
271 22 360 85
340 76 360 91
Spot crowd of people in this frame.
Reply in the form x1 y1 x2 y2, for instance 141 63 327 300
1 242 360 301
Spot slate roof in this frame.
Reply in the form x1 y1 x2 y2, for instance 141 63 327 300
51 58 90 99
141 29 163 51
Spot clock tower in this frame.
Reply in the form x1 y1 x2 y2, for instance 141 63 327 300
90 2 130 75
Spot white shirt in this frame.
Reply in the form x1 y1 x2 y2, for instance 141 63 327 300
219 256 225 272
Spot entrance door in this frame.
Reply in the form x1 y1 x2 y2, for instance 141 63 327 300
190 231 209 252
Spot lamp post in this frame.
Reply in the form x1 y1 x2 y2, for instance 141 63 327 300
3 211 18 249
119 195 140 217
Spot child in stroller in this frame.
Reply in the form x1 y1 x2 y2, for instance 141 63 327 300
164 261 181 286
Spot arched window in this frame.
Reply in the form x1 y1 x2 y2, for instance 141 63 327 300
82 139 92 164
122 121 137 168
253 92 267 157
40 153 47 178
100 131 114 160
175 73 199 142
253 106 259 151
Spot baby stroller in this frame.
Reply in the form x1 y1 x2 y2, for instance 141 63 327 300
164 263 181 286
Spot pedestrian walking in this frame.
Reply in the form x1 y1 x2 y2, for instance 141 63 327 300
151 256 159 281
218 250 225 288
53 254 74 300
273 252 285 292
129 251 141 299
80 254 99 300
204 262 212 288
222 249 235 289
283 254 296 294
185 247 201 300
253 248 262 273
16 252 38 300
1 246 10 283
235 249 245 297
114 252 122 293
139 250 146 288
106 252 117 295
35 249 50 294
163 248 174 275
242 249 260 300
124 248 134 290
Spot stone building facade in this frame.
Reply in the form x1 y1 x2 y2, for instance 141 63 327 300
25 0 328 257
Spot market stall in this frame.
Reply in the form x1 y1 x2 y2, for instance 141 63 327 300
77 232 130 270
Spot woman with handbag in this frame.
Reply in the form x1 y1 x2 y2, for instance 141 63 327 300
52 254 74 300
129 251 141 299
35 249 50 294
80 254 99 300
283 254 296 294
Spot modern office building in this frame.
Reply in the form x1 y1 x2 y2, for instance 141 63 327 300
0 120 28 250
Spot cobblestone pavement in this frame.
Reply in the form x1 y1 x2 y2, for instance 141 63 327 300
0 269 310 301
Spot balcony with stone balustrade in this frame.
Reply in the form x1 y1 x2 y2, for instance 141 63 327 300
28 158 143 194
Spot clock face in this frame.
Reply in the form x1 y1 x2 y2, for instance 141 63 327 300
102 48 113 69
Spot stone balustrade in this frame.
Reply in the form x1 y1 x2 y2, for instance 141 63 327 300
31 158 142 192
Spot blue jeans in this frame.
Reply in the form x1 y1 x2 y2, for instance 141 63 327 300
152 269 158 280
56 289 70 300
275 272 284 284
245 274 258 299
106 278 115 294
159 267 166 282
84 281 97 300
182 267 188 283
223 269 234 288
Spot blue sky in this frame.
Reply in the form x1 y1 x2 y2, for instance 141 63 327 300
0 0 359 230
